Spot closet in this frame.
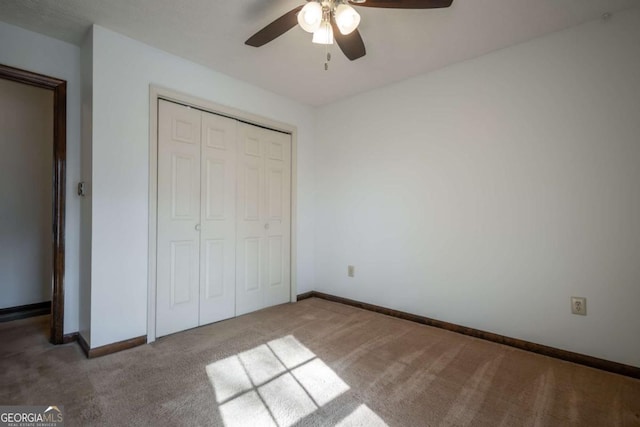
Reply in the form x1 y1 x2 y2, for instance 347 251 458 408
156 99 291 337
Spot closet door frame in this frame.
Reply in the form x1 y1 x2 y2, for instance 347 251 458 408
147 85 298 343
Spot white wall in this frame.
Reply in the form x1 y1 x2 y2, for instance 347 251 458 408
315 8 640 367
0 79 53 309
0 22 81 333
88 25 316 347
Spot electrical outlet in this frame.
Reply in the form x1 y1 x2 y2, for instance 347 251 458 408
348 265 355 278
571 297 587 315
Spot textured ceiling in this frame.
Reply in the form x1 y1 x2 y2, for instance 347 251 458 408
0 0 638 106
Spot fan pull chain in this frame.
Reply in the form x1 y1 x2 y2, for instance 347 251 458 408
324 47 331 71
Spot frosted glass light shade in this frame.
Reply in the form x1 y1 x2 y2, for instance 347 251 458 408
298 2 323 33
334 4 360 35
312 21 334 45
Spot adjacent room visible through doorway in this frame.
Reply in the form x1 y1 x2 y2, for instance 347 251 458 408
0 64 67 344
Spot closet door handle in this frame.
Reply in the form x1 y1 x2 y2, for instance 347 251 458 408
264 223 270 230
195 224 201 231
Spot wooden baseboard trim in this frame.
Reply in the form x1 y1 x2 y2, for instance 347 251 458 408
78 334 147 359
63 332 78 344
301 291 640 379
296 291 314 301
0 301 50 323
78 334 90 356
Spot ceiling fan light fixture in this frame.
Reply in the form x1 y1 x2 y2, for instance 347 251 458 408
246 0 454 64
297 1 323 33
312 20 334 44
334 3 361 35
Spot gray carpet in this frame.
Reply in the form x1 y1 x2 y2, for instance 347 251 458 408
1 297 639 426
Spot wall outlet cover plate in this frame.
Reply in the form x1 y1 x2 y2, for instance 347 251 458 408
571 296 587 315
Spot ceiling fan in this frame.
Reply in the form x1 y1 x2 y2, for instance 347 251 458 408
245 0 454 62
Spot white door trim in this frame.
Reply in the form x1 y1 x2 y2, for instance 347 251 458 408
147 85 298 343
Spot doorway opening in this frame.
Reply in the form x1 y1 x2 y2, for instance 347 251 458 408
0 64 66 344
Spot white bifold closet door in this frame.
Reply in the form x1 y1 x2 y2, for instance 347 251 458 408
236 123 291 316
157 100 237 337
156 100 291 338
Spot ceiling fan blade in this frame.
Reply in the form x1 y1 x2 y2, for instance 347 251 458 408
245 5 304 47
348 0 453 9
331 19 366 61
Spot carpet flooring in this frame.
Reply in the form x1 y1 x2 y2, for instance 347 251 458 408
0 297 639 426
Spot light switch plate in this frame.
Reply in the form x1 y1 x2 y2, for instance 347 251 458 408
348 265 355 277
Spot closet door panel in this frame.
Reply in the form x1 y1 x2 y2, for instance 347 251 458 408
157 100 201 337
236 124 266 316
236 124 291 315
264 131 291 307
199 112 237 325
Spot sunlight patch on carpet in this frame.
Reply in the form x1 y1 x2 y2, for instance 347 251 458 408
336 404 388 427
218 390 276 427
267 335 315 369
206 335 388 427
259 373 317 426
206 355 253 403
291 358 349 407
239 344 287 386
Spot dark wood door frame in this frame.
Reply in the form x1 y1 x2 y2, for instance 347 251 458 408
0 64 67 344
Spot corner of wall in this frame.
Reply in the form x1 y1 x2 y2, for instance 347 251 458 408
78 26 93 343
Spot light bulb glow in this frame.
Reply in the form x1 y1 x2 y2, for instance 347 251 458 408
334 4 360 35
312 21 334 45
297 2 323 33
